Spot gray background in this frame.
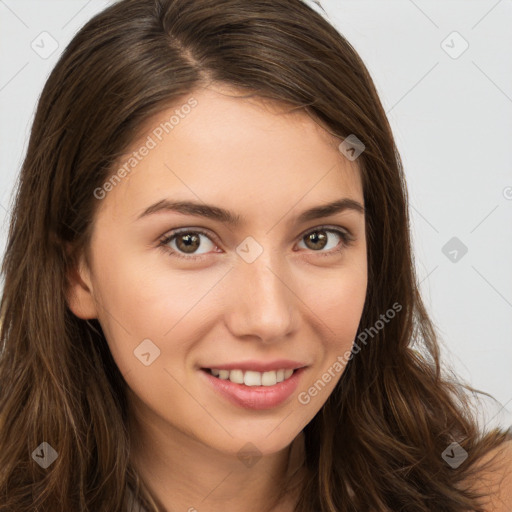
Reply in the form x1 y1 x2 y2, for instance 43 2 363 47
1 1 511 417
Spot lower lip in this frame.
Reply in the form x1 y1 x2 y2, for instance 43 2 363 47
201 368 305 410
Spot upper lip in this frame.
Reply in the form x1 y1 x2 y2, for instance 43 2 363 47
201 360 307 372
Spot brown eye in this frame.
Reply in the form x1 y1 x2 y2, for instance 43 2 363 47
160 230 217 258
303 230 328 251
175 233 201 254
297 227 351 255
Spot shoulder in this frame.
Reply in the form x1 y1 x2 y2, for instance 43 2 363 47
468 436 512 511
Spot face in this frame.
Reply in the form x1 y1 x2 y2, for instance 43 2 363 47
67 84 367 458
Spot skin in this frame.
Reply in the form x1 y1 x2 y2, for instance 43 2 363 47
66 84 368 512
467 437 512 511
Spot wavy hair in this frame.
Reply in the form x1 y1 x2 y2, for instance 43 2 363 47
0 0 509 510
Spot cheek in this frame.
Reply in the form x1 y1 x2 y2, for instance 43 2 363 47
87 248 172 371
90 249 223 371
297 267 367 404
316 263 367 345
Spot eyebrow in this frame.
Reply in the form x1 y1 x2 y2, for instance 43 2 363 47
136 197 365 225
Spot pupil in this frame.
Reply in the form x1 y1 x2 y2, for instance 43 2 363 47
178 233 200 253
306 231 327 250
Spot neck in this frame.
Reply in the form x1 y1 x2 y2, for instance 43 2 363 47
126 389 307 512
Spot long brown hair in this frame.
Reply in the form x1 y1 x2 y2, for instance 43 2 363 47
0 0 508 510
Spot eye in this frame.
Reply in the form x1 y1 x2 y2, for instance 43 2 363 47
297 226 354 257
158 225 354 261
158 229 219 261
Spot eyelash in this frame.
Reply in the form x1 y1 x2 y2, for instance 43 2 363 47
157 225 355 261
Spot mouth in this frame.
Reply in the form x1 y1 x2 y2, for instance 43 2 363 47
201 367 299 387
200 366 306 410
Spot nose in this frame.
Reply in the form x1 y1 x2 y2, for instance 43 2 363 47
224 249 299 344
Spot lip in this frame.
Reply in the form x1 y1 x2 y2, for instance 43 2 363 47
200 359 306 372
201 366 306 410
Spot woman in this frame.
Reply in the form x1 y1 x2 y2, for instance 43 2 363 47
0 0 510 510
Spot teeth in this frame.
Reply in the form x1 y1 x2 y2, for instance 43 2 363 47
209 368 296 386
229 369 244 384
244 371 261 386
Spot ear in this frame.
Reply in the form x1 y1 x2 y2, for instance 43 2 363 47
65 246 99 320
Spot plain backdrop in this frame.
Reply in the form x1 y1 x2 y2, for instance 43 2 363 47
0 1 511 423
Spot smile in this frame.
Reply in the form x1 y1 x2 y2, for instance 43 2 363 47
206 368 295 386
201 367 306 410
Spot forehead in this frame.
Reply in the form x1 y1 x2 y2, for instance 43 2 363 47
97 85 363 222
